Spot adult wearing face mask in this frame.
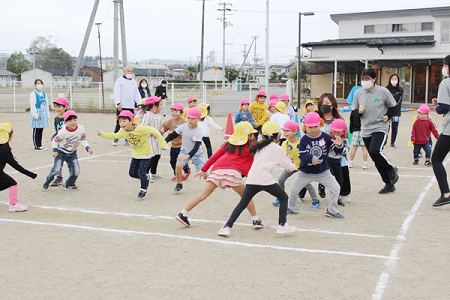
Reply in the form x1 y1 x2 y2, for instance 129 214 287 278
431 55 450 207
386 74 403 148
29 79 50 151
352 68 398 194
155 80 169 117
113 66 142 146
138 79 151 99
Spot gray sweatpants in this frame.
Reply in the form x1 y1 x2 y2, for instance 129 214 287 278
288 169 340 214
278 169 317 200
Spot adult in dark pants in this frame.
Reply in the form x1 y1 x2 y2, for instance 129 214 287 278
386 74 403 148
113 66 142 146
155 80 169 117
352 68 399 194
431 55 450 207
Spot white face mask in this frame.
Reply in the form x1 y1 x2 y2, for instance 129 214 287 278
391 80 398 86
126 73 133 79
442 66 449 77
36 84 44 90
141 83 147 88
361 80 374 90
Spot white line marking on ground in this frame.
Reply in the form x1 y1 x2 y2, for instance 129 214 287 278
350 171 433 178
0 218 397 260
372 157 450 300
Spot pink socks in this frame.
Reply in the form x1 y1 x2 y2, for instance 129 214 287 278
9 185 18 205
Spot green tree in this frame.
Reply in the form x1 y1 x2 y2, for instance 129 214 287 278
289 65 308 81
225 69 238 82
185 66 198 80
270 71 278 81
6 52 30 77
27 36 73 69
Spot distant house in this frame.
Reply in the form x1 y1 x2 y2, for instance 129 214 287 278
171 68 186 80
20 68 91 88
196 67 226 81
80 65 105 82
103 68 171 89
0 70 18 87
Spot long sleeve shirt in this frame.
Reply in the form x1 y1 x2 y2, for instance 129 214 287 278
411 118 440 144
29 90 49 119
198 116 222 137
235 110 255 126
113 76 142 109
201 143 254 176
141 111 163 155
436 78 450 135
0 144 37 179
160 117 187 148
53 125 91 154
249 102 268 127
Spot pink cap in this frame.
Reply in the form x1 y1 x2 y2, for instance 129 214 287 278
330 118 347 132
280 94 289 101
418 104 430 114
171 103 184 111
116 110 135 120
186 107 201 119
304 112 322 127
257 90 267 97
144 96 161 105
281 120 300 131
269 100 278 107
270 94 279 101
187 96 197 103
240 99 250 105
54 97 69 107
63 110 77 121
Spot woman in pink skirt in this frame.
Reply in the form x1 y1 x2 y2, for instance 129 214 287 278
175 121 263 229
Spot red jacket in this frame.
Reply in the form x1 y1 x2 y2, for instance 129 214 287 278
411 117 439 144
201 143 254 176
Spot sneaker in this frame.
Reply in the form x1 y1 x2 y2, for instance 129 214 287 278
318 184 326 199
272 198 280 206
152 174 163 179
326 209 345 219
388 167 399 185
276 223 297 233
418 153 422 158
175 213 190 227
35 146 47 151
50 176 64 186
340 195 351 203
424 161 432 166
174 183 183 192
310 200 321 209
297 195 304 203
413 160 419 165
9 203 28 212
348 162 354 168
64 185 79 191
338 197 345 206
112 139 118 146
138 189 148 199
379 184 396 194
362 163 369 169
147 173 154 183
42 181 50 190
172 176 177 181
182 172 191 181
432 195 450 207
252 219 264 229
287 208 298 214
217 225 231 236
390 143 396 148
124 140 130 146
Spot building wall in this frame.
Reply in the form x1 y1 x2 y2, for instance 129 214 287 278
311 74 332 99
20 69 53 88
80 67 101 82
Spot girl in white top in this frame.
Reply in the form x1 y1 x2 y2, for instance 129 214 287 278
198 103 224 158
217 121 297 236
141 96 164 182
270 101 290 141
29 79 50 151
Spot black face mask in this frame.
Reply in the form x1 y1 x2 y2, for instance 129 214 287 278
320 104 332 114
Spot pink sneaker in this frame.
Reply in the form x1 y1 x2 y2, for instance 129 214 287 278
276 223 297 234
362 163 369 169
348 162 354 168
217 225 231 236
9 203 28 212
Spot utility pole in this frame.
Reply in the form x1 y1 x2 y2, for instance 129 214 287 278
252 36 258 81
113 0 119 82
265 0 269 93
199 0 206 83
94 23 104 108
217 2 232 88
119 0 128 67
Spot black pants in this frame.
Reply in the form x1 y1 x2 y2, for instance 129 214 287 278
340 166 351 196
225 184 288 228
202 137 212 158
147 155 161 175
0 172 16 191
390 121 399 145
170 148 191 175
432 134 450 195
363 132 394 184
328 161 343 188
32 128 43 148
114 108 135 133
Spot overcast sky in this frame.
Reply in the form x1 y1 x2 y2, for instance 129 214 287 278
1 0 449 66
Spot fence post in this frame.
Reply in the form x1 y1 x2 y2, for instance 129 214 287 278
99 82 102 109
171 83 175 106
50 79 53 110
13 81 16 112
203 83 206 103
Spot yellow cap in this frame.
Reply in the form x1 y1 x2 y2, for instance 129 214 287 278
262 121 281 136
304 100 314 113
141 98 146 105
0 122 13 144
198 103 210 118
228 121 257 145
275 102 287 114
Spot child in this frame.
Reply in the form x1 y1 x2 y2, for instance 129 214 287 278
300 100 316 134
175 122 263 228
272 120 318 207
50 97 69 186
217 121 297 236
141 96 164 181
269 93 279 102
165 107 205 192
279 94 296 121
182 97 197 119
0 123 36 212
43 111 94 191
266 100 278 122
270 101 290 141
249 90 268 140
348 108 369 169
235 99 256 126
98 110 168 198
135 99 148 123
160 103 192 181
198 103 224 158
411 104 439 166
287 112 344 218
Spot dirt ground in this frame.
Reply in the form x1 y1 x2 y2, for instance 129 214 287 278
1 108 450 300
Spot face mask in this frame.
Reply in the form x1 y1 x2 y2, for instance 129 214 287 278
391 80 398 86
36 84 43 90
442 66 449 77
141 83 147 88
126 73 133 79
361 80 374 90
162 84 166 88
320 104 332 114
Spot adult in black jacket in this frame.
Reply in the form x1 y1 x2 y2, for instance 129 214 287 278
155 80 169 116
138 79 151 99
386 74 403 148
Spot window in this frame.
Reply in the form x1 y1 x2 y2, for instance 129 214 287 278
392 23 415 32
364 24 386 34
442 21 450 43
421 22 434 31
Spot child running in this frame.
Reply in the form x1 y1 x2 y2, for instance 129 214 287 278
49 97 69 186
160 103 191 181
217 121 297 236
198 103 224 158
249 91 268 140
411 104 439 166
165 107 205 192
235 99 256 126
98 110 168 198
0 123 37 212
43 111 93 191
182 97 197 119
279 94 296 121
287 112 345 218
175 121 263 228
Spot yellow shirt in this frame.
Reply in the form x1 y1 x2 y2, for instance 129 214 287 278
100 125 168 159
249 102 268 127
282 138 301 168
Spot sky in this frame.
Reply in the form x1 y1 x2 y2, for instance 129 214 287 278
1 0 449 67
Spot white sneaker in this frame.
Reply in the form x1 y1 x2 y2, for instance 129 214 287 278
276 223 297 234
341 195 351 203
152 174 163 179
35 146 47 151
297 195 304 203
112 140 118 146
